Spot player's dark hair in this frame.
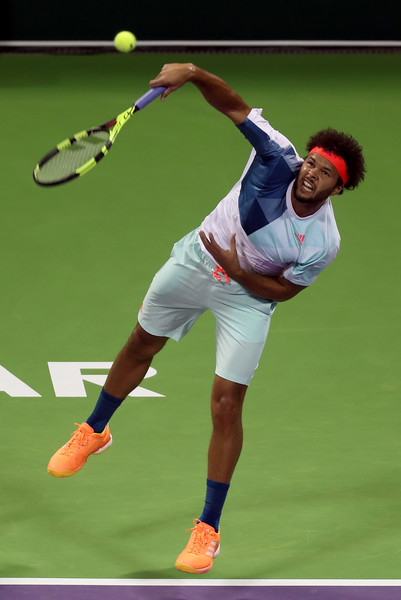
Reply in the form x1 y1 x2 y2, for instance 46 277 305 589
306 128 366 190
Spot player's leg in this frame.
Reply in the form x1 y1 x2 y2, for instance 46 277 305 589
175 376 246 574
202 285 274 528
175 280 275 574
84 324 168 431
47 229 210 479
175 376 247 575
95 324 169 405
47 324 168 478
207 375 247 484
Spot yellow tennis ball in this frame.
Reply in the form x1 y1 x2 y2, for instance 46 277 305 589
114 31 137 53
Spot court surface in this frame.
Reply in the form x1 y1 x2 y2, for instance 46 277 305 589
2 578 401 600
0 51 400 589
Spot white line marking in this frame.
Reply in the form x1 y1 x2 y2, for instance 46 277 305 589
1 579 401 587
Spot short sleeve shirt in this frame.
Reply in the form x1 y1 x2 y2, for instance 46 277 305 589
199 109 341 287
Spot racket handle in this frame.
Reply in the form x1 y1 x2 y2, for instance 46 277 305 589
135 86 167 110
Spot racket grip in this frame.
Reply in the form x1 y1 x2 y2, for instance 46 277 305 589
135 86 167 110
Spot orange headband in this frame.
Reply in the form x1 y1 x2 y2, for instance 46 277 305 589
309 146 349 185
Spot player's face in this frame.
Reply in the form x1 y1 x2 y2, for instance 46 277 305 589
293 153 344 207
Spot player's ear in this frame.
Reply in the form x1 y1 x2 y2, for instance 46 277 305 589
331 182 344 196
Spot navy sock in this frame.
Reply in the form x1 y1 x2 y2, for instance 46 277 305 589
86 387 124 433
199 478 230 532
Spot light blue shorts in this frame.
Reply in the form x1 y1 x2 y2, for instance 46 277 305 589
138 228 277 385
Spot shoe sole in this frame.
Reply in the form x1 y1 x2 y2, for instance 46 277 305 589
47 435 113 478
175 561 212 574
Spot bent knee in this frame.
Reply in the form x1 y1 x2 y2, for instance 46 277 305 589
127 324 168 359
211 394 244 429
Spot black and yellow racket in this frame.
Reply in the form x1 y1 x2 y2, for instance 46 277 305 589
33 86 166 186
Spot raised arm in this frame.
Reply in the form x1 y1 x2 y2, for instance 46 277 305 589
149 63 251 125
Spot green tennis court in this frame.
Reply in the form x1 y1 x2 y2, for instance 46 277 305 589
0 51 400 580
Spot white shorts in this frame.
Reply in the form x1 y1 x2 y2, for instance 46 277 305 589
138 228 277 385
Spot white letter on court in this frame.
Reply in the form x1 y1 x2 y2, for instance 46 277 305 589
48 362 164 398
0 364 41 397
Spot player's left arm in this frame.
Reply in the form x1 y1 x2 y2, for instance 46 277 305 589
199 231 306 302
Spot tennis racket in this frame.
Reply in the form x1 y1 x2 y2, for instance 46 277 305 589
33 85 167 187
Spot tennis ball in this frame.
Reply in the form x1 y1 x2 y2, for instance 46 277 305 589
114 31 137 53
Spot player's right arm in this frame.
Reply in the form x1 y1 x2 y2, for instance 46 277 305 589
199 231 306 302
149 63 251 125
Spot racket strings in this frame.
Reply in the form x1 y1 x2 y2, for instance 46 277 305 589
36 130 110 184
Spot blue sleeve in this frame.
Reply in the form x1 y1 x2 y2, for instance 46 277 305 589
237 117 286 159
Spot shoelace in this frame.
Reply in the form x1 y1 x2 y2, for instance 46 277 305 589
61 423 90 456
186 520 213 554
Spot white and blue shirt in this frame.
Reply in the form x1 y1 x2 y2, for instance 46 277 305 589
199 109 341 287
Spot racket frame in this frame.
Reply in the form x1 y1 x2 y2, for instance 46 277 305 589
33 86 165 187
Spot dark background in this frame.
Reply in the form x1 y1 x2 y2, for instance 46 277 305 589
1 0 399 42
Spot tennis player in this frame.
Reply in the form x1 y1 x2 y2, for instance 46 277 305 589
47 63 366 574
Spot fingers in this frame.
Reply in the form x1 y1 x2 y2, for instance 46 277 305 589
199 230 210 247
201 230 235 253
149 82 176 101
149 74 174 101
200 231 232 255
149 63 192 100
160 87 174 101
199 230 216 249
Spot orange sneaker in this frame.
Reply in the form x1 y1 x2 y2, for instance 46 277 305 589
175 519 220 574
47 422 112 478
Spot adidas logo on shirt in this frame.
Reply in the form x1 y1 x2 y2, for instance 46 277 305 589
295 233 305 245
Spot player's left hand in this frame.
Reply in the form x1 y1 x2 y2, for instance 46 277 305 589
199 231 242 280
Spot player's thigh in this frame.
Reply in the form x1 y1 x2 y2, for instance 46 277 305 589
139 255 209 341
213 288 276 385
